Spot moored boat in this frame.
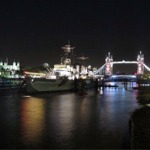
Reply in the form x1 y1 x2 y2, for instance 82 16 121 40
25 76 74 93
24 42 95 93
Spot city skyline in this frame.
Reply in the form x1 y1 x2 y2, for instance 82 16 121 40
0 0 150 73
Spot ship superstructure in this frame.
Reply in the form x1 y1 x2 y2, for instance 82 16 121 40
24 42 95 93
53 43 75 79
61 43 75 65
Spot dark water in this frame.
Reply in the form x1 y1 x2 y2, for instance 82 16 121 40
0 85 139 149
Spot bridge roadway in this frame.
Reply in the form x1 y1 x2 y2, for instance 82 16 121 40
94 74 136 79
111 74 136 78
104 74 137 83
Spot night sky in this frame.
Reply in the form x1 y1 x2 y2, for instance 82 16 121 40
0 0 150 73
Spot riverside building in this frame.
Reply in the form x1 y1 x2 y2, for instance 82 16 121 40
0 59 20 78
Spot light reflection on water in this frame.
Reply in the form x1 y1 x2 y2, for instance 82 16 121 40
0 85 140 149
47 93 77 144
20 97 46 146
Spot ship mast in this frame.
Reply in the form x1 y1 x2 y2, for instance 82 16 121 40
77 55 88 66
61 41 75 65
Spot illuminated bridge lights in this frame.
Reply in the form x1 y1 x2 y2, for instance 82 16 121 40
111 75 136 79
111 61 138 64
94 51 150 75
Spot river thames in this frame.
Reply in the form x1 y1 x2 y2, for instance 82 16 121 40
0 83 140 149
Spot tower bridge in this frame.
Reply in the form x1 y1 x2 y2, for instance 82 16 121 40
94 51 150 76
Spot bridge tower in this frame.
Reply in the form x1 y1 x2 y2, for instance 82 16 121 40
137 51 144 75
105 52 113 75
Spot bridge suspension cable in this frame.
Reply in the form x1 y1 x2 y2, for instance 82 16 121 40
143 63 150 72
94 64 105 75
95 51 150 75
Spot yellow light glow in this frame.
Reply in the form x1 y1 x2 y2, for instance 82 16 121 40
20 97 46 145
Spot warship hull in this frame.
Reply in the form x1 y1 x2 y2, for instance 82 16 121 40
25 77 74 93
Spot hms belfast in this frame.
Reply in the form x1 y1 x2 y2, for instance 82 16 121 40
24 43 94 93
